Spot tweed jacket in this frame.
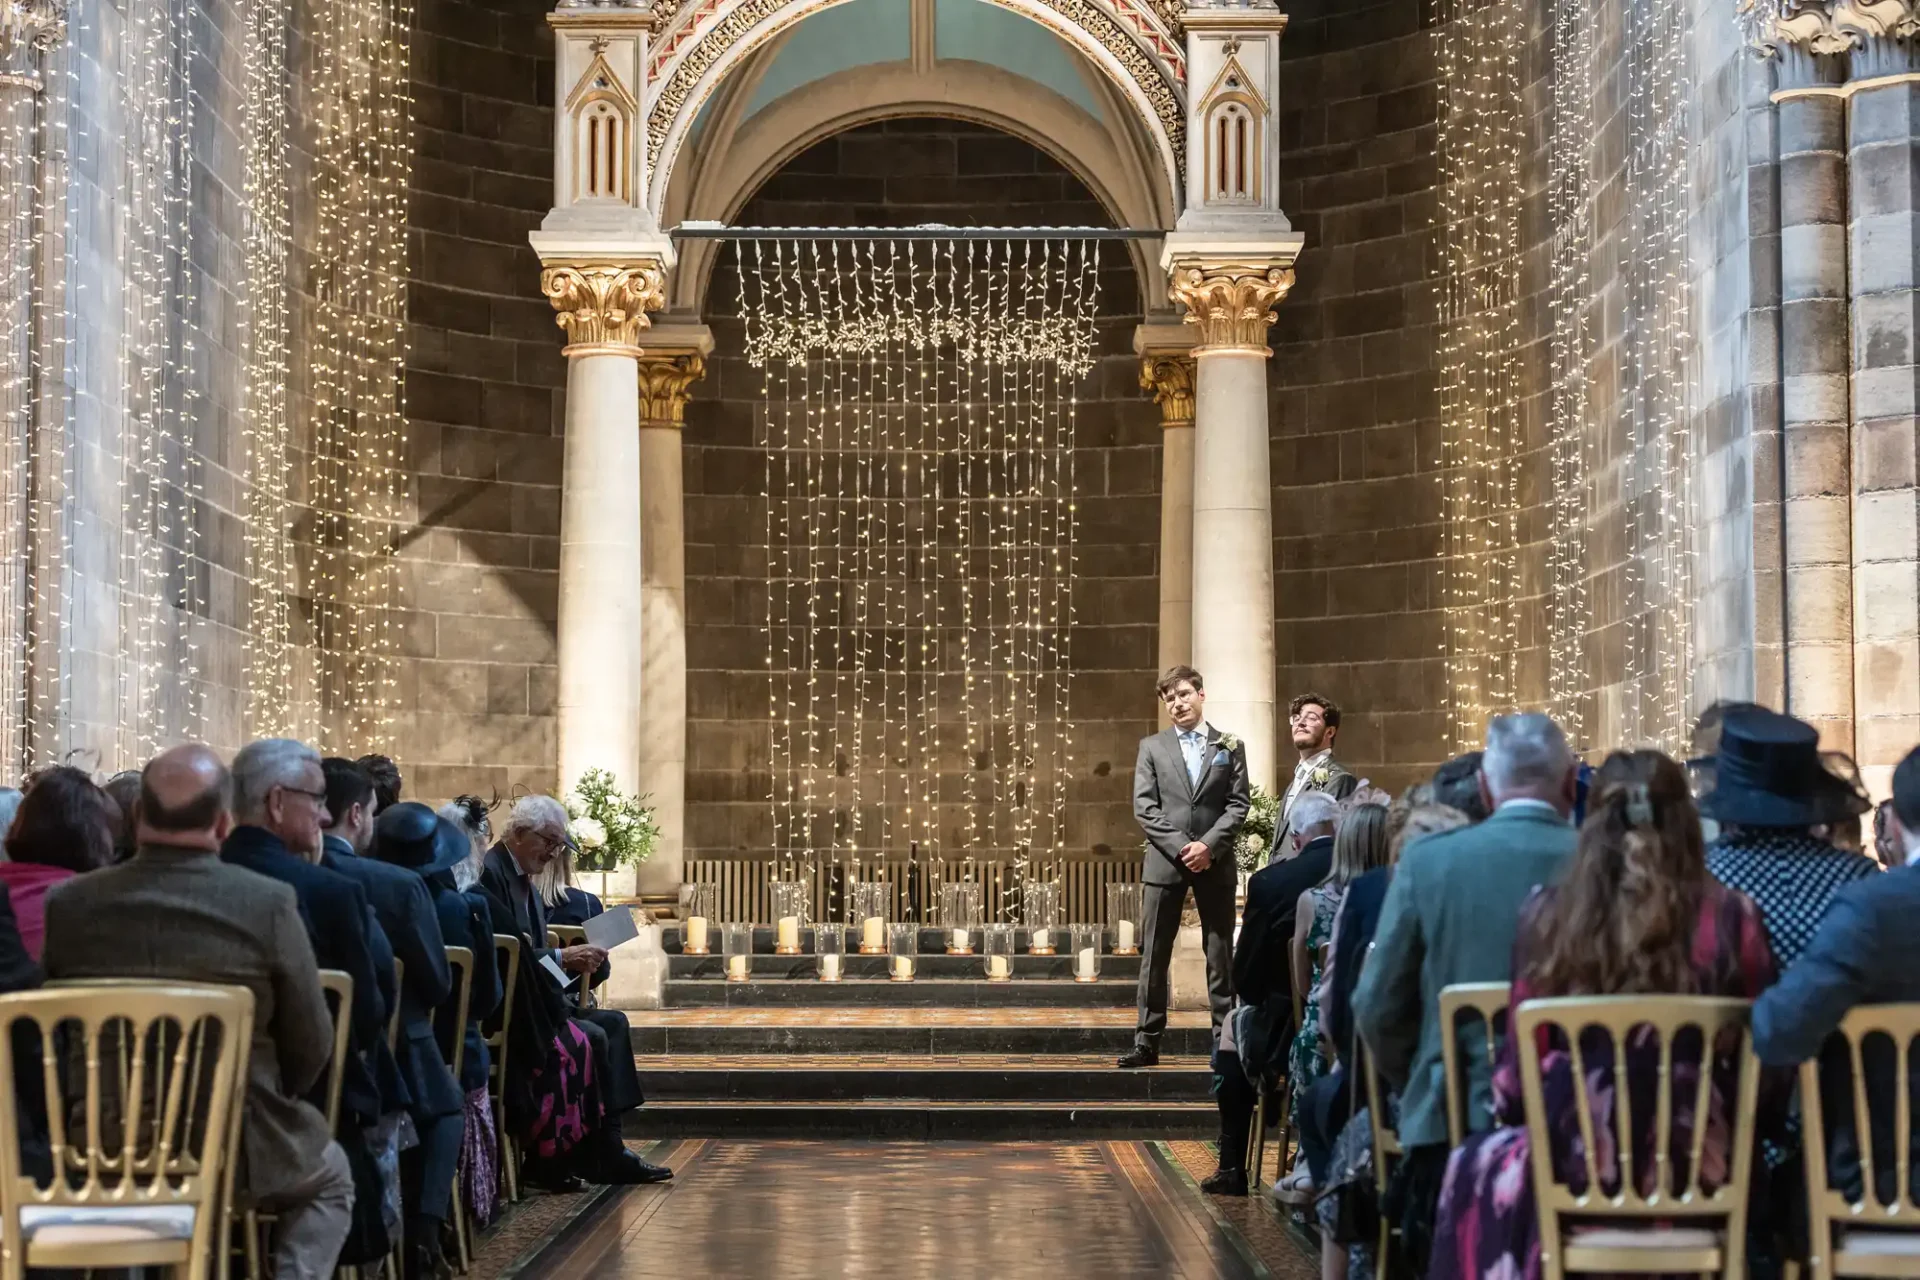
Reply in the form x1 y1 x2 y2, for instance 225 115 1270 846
1133 725 1251 889
40 843 335 1202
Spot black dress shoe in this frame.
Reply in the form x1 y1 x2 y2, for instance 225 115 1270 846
1116 1046 1159 1069
589 1150 674 1185
520 1157 586 1194
1200 1168 1249 1197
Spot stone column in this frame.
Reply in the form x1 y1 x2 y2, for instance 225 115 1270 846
1140 349 1196 680
633 335 707 895
1846 47 1920 798
537 257 667 794
1776 85 1856 750
1166 255 1295 794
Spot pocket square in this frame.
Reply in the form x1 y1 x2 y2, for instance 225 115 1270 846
1211 749 1229 766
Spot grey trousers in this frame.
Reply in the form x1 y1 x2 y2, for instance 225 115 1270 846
265 1140 355 1280
1135 876 1235 1050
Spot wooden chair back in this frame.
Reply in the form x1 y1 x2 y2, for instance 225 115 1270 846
438 947 475 1082
1513 995 1760 1280
547 925 594 1009
315 970 353 1135
1799 1003 1920 1278
486 934 522 1202
0 983 254 1280
386 958 403 1053
1438 981 1510 1147
1360 1035 1403 1267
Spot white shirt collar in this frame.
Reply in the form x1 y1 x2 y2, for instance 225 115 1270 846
1294 748 1332 776
1179 721 1211 740
1498 797 1560 817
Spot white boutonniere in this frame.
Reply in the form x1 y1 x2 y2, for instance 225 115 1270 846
1218 733 1241 753
1311 766 1330 785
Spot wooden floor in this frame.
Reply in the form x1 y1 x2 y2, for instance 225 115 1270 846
509 1138 1318 1280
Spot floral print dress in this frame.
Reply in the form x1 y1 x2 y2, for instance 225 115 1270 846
1288 881 1346 1122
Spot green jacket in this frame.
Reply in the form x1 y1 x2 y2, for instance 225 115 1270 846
1351 802 1576 1147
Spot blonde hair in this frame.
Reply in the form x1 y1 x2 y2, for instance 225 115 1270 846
532 844 575 909
1388 802 1470 864
1328 801 1390 887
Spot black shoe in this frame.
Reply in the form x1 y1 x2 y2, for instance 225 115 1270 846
520 1156 585 1194
589 1150 674 1185
1200 1168 1249 1197
1116 1046 1159 1069
403 1236 451 1280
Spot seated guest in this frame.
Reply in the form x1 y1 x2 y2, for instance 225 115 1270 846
358 753 403 813
43 744 353 1280
538 845 605 927
482 794 669 1184
375 804 502 1279
439 796 506 1224
0 878 46 1181
1354 712 1580 1273
224 740 392 1141
1428 751 1490 822
100 769 143 863
1428 750 1778 1280
1202 790 1340 1196
0 766 116 957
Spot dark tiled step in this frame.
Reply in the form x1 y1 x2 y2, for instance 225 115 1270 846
662 977 1135 1008
669 953 1142 981
667 926 1136 957
643 1064 1211 1103
622 1099 1216 1140
629 1022 1213 1057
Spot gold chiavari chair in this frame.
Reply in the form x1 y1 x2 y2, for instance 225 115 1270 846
1438 981 1511 1148
438 947 475 1275
547 925 595 1010
1514 996 1761 1280
1360 1036 1403 1269
1800 1003 1920 1278
486 935 522 1203
0 983 255 1280
1246 980 1304 1191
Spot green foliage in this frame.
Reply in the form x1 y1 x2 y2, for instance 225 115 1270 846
1234 785 1281 873
562 768 660 872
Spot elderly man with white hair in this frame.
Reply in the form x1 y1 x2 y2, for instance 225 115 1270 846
1353 711 1579 1271
480 793 669 1186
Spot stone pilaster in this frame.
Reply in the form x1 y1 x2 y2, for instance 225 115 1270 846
1137 329 1196 712
632 327 709 896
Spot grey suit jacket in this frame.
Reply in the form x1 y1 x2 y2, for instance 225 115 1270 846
1352 802 1576 1146
41 843 335 1203
1134 725 1251 888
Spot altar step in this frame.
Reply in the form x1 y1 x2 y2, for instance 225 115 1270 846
627 1098 1215 1140
639 1052 1212 1102
627 1007 1213 1056
669 953 1143 981
663 976 1134 1008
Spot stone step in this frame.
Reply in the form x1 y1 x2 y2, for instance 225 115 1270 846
638 1052 1212 1102
669 952 1143 981
666 925 1136 958
623 1099 1215 1140
626 1008 1212 1057
662 976 1135 1008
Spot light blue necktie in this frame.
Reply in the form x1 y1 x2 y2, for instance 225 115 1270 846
1182 731 1204 787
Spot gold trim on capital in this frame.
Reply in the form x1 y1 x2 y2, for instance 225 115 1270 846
637 352 707 426
1167 260 1295 352
540 260 667 354
1139 353 1195 427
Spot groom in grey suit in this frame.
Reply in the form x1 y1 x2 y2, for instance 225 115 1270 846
1121 665 1250 1068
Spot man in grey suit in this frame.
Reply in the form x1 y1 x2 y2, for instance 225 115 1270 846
41 744 354 1280
1353 712 1578 1269
1121 665 1250 1069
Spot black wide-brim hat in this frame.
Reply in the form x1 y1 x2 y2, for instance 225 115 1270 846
373 801 472 878
1698 708 1871 828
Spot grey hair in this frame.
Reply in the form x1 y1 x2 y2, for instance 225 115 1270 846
1290 790 1340 836
0 787 20 862
437 801 488 892
503 793 570 839
1482 713 1575 796
232 739 322 824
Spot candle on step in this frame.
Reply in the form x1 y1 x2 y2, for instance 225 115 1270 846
862 917 885 950
727 954 748 981
1116 919 1135 951
987 954 1010 980
951 927 968 951
686 917 708 953
820 953 842 981
1031 928 1049 953
1075 947 1097 981
891 955 914 980
777 916 800 951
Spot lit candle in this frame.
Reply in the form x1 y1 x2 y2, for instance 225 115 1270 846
987 955 1010 980
1031 928 1049 952
1075 947 1096 981
951 927 969 951
1116 919 1136 951
862 917 885 950
821 953 842 981
686 917 708 952
727 954 748 981
891 955 914 980
777 916 800 951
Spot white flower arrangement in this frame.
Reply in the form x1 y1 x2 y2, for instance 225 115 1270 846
570 815 608 850
560 768 660 871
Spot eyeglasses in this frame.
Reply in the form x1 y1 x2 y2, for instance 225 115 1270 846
276 785 329 806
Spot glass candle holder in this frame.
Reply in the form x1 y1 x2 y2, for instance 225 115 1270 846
1025 881 1061 955
722 922 754 982
1107 883 1143 956
983 922 1015 982
770 880 808 955
682 883 717 955
941 882 981 955
816 924 846 982
851 882 889 954
1071 923 1101 983
888 922 918 982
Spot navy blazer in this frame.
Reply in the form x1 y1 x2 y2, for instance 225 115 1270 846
1324 866 1392 1064
1232 835 1334 1013
425 881 502 1093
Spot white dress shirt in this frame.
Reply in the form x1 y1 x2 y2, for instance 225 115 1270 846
1177 721 1212 788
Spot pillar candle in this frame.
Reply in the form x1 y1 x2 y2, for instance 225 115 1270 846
777 916 800 950
727 954 748 981
987 955 1010 980
686 917 708 952
951 927 968 951
820 953 842 981
1031 928 1049 952
1075 947 1097 981
1116 919 1136 951
891 955 914 980
862 917 885 950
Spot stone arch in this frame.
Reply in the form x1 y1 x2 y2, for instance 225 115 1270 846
644 0 1186 225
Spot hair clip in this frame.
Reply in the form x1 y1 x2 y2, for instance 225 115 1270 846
1624 782 1655 828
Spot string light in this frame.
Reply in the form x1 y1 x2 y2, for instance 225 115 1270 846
740 234 1095 921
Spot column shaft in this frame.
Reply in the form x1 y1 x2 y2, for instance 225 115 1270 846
1159 422 1195 677
637 418 686 893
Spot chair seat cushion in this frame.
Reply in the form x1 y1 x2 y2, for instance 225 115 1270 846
1841 1229 1920 1256
1568 1225 1720 1250
19 1203 196 1243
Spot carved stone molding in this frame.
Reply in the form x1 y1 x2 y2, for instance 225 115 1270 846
540 260 667 354
0 0 64 87
1139 353 1195 426
1166 259 1295 352
637 352 706 424
1752 0 1920 52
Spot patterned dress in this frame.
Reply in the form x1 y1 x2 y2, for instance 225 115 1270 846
1288 881 1346 1122
1428 881 1778 1280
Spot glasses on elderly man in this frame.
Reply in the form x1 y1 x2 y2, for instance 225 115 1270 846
275 784 329 806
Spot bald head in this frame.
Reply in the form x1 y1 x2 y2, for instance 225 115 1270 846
138 744 233 850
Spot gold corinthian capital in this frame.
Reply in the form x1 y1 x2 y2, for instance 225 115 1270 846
1139 353 1196 427
637 352 706 426
1167 260 1296 353
540 259 667 355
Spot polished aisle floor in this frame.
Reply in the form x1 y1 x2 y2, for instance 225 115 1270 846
520 1139 1311 1280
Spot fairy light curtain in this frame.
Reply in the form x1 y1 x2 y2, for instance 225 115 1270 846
738 236 1100 913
